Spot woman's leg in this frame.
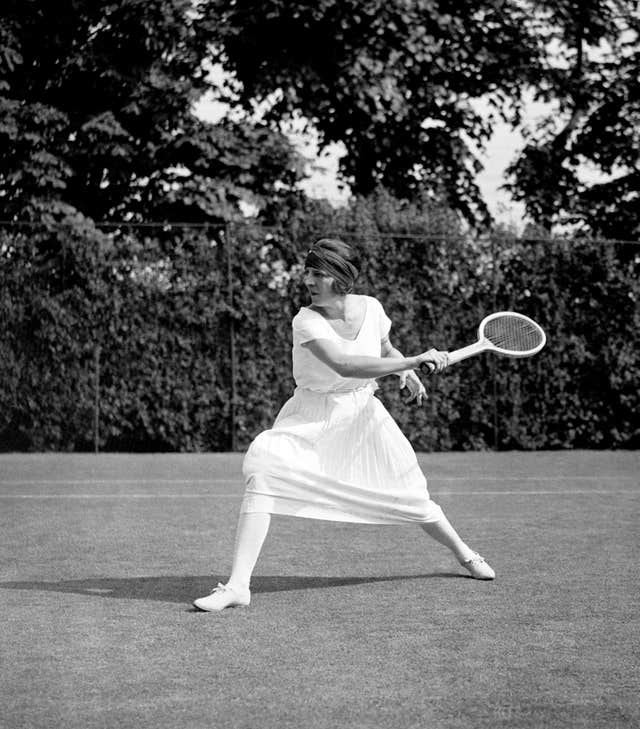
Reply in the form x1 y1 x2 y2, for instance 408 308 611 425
420 511 495 579
227 511 271 591
420 513 475 563
193 511 271 611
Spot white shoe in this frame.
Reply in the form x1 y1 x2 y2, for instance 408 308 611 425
460 553 496 580
193 583 251 612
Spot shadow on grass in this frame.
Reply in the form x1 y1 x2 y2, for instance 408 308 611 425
0 572 465 603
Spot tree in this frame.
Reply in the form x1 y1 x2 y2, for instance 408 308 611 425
205 0 543 226
0 0 309 452
0 0 305 233
206 0 640 235
505 0 640 239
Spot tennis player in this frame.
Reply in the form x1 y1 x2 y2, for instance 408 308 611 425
194 238 495 611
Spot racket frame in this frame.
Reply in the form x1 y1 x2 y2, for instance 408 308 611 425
448 311 546 364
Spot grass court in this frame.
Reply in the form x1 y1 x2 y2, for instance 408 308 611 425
1 451 638 729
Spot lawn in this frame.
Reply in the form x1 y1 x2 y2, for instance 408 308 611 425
1 451 638 729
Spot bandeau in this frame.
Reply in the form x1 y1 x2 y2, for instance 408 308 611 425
305 244 359 292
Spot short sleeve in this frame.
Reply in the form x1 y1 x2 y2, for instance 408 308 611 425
376 298 392 338
292 309 331 344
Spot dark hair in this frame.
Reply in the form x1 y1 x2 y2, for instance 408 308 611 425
305 238 360 295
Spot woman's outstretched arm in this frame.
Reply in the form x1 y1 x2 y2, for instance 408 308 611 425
303 338 448 378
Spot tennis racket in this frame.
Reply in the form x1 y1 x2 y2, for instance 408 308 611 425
421 311 546 373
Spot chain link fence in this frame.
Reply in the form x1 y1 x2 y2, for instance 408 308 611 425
1 221 638 452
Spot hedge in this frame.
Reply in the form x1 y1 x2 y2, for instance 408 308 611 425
1 216 638 451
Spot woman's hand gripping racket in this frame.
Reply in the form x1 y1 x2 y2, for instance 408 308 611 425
420 311 546 374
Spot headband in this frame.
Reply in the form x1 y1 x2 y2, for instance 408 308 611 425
305 245 359 292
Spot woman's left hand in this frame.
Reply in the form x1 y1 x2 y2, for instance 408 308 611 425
399 370 428 406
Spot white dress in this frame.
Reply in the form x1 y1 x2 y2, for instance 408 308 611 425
241 295 444 524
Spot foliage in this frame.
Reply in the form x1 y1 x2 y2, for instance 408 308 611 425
205 0 640 234
485 237 640 447
0 225 232 451
205 0 542 225
3 1 638 238
2 198 639 451
0 0 305 232
1 0 638 450
3 0 639 240
506 0 640 238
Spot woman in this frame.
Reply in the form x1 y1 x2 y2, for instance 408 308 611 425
194 238 494 612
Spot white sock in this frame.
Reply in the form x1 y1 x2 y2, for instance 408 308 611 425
226 512 271 592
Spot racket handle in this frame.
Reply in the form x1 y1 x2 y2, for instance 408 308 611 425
419 362 436 375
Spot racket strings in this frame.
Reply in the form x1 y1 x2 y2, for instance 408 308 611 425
483 315 543 352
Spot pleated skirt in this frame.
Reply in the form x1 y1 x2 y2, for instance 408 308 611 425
241 385 443 524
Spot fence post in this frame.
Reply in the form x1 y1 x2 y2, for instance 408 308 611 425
224 224 238 451
490 235 499 450
93 344 101 454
